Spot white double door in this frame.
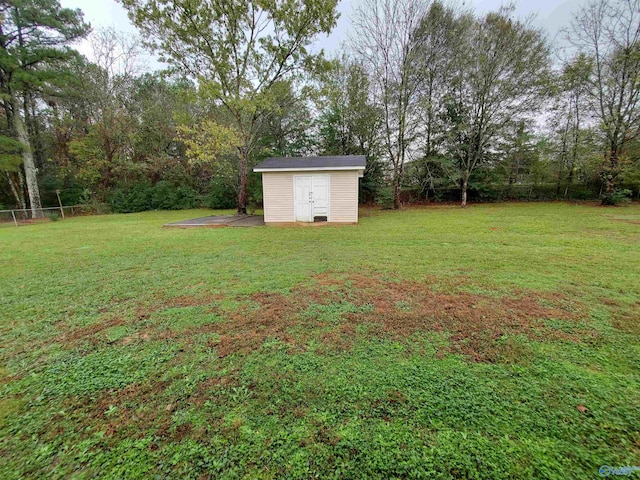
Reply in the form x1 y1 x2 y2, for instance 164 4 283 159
294 175 329 222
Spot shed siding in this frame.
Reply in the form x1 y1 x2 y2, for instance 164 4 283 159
262 172 294 222
328 170 359 223
262 170 360 223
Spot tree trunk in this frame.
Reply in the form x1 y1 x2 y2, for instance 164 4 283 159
461 174 468 208
566 96 580 199
11 96 42 218
564 164 575 199
602 147 619 204
392 167 401 209
236 148 248 215
4 171 26 209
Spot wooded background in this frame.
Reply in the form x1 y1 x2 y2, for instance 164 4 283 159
2 0 640 217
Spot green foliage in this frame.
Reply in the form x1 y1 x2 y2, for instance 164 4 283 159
207 177 237 209
0 0 90 92
316 58 385 203
0 136 23 172
151 181 200 210
177 120 241 165
108 182 154 213
360 157 386 203
602 189 633 206
376 186 395 209
108 181 200 213
120 0 340 211
45 212 59 221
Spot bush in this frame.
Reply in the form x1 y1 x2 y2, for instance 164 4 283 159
208 178 237 209
108 183 154 213
566 188 594 200
152 181 200 210
46 212 60 221
40 175 86 207
376 186 395 209
602 188 632 205
109 181 201 213
173 185 200 210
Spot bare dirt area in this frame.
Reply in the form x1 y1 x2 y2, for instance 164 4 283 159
44 273 596 364
191 272 593 363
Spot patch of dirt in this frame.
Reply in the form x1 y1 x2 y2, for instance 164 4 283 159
45 294 224 349
606 300 640 335
49 274 593 364
56 381 176 442
212 292 302 357
304 274 590 362
187 273 592 363
54 317 126 346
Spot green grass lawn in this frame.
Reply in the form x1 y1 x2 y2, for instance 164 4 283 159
1 203 639 479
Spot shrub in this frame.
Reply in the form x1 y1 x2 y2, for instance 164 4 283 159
602 188 632 205
46 212 60 221
109 181 201 213
208 178 237 209
376 186 395 209
151 181 200 210
108 182 154 213
172 185 200 210
566 188 594 200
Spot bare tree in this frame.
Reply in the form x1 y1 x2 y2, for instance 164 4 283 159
550 53 593 196
569 0 640 203
441 7 551 206
412 1 463 161
351 0 430 209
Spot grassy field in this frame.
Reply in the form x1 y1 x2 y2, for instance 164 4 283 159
1 203 639 479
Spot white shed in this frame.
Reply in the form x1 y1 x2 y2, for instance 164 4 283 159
253 155 366 225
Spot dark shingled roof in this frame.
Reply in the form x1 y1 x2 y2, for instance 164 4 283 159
254 155 366 170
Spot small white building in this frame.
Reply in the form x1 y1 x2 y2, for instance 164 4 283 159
253 155 366 224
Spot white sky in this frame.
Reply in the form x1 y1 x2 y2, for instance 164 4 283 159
60 0 590 67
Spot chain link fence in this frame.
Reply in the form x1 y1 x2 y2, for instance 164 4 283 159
0 204 109 226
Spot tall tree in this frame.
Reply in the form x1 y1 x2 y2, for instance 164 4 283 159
0 0 89 217
258 80 314 158
410 1 469 201
549 53 593 196
66 28 144 196
498 120 539 187
441 8 550 206
316 57 384 201
351 0 429 209
0 130 25 208
317 58 380 155
412 1 462 164
120 0 339 214
569 0 640 204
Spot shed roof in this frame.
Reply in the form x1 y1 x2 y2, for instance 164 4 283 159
253 155 366 172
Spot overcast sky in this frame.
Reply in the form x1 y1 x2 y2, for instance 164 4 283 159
60 0 590 67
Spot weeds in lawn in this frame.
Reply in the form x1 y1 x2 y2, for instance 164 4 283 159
1 204 639 478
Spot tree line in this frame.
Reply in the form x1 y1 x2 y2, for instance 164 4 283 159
1 0 640 218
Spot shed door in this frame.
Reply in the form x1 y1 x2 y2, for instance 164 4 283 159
294 176 313 222
312 175 329 219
